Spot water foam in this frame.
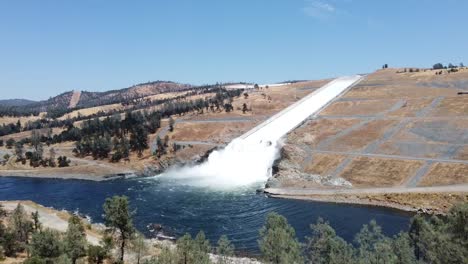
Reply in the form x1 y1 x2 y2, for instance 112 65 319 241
158 138 280 188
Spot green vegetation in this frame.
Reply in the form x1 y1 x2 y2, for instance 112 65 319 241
103 195 135 262
1 199 466 263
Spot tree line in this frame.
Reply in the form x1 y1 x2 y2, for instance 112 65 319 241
2 197 466 263
0 86 242 138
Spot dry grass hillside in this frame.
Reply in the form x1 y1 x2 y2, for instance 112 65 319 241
269 67 468 212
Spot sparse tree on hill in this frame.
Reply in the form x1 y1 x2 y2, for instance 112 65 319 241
242 103 248 114
154 136 166 158
130 125 148 157
169 117 175 132
103 195 135 262
57 156 70 167
14 142 24 162
433 63 444 70
6 138 15 149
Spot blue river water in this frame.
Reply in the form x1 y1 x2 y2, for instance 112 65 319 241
0 176 412 253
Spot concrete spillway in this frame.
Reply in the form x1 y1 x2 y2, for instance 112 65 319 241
157 75 364 188
241 75 363 144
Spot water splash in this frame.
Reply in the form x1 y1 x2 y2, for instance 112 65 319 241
158 138 281 188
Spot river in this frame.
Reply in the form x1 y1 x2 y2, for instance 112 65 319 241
0 176 411 253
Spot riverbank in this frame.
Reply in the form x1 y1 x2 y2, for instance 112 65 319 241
264 185 468 214
0 200 262 264
0 169 133 181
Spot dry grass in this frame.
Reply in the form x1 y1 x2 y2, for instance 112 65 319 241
343 69 459 100
327 119 397 152
320 99 399 116
288 118 360 148
0 114 44 126
58 103 123 120
454 146 468 160
339 156 423 187
387 98 434 117
431 96 468 117
304 153 346 175
171 121 258 143
419 162 468 186
0 127 63 141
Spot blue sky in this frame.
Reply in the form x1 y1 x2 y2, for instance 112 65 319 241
0 0 467 100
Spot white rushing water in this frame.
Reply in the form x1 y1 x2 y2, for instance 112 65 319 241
158 75 363 188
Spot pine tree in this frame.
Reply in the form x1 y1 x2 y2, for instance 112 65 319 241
130 125 148 157
30 229 63 260
64 215 87 264
259 212 303 264
10 203 33 252
193 231 211 264
103 196 135 262
169 117 175 132
216 235 234 264
31 211 41 233
306 218 354 264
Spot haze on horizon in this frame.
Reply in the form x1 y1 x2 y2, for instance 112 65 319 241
0 0 467 100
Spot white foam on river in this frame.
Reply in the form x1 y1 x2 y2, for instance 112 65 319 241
157 75 363 188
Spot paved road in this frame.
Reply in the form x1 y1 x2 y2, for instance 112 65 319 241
173 141 221 147
265 184 468 196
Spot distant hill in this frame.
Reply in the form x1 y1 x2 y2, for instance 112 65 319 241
0 99 37 107
0 81 192 118
76 81 192 108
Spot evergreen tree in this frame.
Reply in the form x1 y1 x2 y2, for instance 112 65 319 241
103 195 135 262
176 233 195 264
14 142 24 162
150 246 176 264
57 156 70 167
354 220 397 264
31 211 41 233
216 235 234 264
169 117 175 132
87 245 108 264
130 232 148 264
193 231 211 264
64 215 87 264
130 125 148 157
6 138 15 149
10 203 33 252
306 218 354 264
392 232 416 264
30 229 63 261
258 212 303 264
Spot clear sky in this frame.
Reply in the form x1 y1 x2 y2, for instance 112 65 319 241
0 0 467 100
